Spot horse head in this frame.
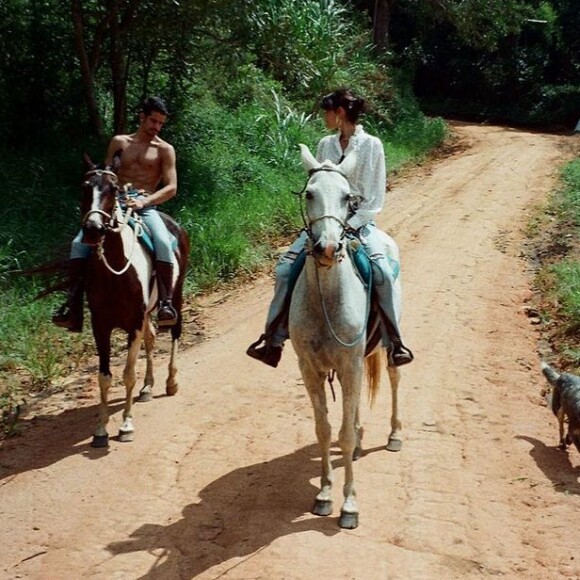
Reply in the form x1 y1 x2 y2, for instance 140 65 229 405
80 153 121 246
299 143 358 267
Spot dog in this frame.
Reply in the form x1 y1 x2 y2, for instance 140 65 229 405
541 361 580 452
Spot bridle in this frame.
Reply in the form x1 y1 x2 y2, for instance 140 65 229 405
293 166 358 242
81 169 143 275
294 165 370 348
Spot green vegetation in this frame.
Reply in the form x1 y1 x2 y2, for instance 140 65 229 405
533 157 580 367
0 0 448 431
382 0 580 127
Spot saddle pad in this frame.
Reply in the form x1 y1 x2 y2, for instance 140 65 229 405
288 242 372 291
349 241 372 286
127 217 179 256
128 217 155 254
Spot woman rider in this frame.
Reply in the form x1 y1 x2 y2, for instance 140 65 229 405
247 88 414 368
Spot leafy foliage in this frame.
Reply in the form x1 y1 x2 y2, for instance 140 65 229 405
532 158 580 367
385 0 580 126
0 0 448 416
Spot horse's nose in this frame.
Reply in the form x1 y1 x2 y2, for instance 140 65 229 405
313 239 341 264
83 221 106 235
82 220 106 244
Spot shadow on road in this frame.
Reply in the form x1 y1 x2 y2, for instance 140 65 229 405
107 442 384 578
0 399 127 480
516 435 580 495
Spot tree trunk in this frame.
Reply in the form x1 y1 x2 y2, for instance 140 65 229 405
373 0 392 54
71 0 104 139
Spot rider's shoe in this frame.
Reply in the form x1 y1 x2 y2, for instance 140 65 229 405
157 300 178 328
52 303 83 333
246 335 283 368
391 343 414 367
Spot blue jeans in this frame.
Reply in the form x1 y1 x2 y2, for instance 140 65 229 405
264 224 403 347
71 197 174 264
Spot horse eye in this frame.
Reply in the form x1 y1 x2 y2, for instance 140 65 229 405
305 191 314 200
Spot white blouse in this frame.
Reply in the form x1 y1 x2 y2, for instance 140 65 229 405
316 124 387 230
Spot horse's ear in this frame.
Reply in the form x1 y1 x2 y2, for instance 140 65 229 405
83 152 96 172
339 151 357 180
299 144 319 173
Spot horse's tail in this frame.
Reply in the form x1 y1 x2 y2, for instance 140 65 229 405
365 349 383 408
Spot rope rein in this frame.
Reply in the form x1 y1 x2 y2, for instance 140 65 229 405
314 250 372 348
295 164 371 349
96 204 143 276
81 172 144 276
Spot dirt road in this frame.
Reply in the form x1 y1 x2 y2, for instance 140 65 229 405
1 123 579 579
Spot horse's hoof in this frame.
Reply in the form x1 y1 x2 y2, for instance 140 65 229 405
118 430 135 443
312 499 333 517
386 438 402 452
137 391 153 403
339 511 359 529
353 446 363 461
166 384 178 396
91 434 109 448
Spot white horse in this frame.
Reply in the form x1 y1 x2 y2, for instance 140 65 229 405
288 144 402 529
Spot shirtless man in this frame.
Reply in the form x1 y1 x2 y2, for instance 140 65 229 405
53 96 180 331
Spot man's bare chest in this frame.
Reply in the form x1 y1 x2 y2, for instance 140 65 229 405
122 143 161 170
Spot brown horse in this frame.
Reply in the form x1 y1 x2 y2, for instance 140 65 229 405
80 154 190 447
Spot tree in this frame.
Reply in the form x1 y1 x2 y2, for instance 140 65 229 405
71 0 212 137
372 0 394 52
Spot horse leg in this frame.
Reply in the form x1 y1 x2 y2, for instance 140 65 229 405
353 407 364 461
137 316 156 403
166 263 185 397
165 335 179 396
386 365 402 452
92 333 112 448
337 367 363 530
302 366 334 517
118 331 144 442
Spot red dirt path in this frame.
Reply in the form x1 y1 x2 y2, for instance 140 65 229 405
1 122 579 579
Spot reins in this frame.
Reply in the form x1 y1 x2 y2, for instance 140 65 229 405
295 164 371 349
314 244 372 348
95 202 142 276
81 171 143 276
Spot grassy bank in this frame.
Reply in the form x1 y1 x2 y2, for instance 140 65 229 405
0 87 447 435
532 156 580 368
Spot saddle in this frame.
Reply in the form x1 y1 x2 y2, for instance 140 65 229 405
278 237 392 356
118 195 177 257
127 216 155 255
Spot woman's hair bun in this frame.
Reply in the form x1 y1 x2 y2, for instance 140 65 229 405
320 89 365 121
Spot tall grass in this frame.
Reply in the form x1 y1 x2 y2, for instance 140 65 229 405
534 157 580 365
0 21 448 431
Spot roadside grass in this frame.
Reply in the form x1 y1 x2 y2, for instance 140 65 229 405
0 94 447 435
532 157 580 369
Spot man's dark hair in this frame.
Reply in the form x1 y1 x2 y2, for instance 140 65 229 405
141 96 169 117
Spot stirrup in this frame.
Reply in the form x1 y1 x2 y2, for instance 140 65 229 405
390 344 414 367
246 334 283 368
52 303 71 323
52 304 82 333
157 300 178 327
